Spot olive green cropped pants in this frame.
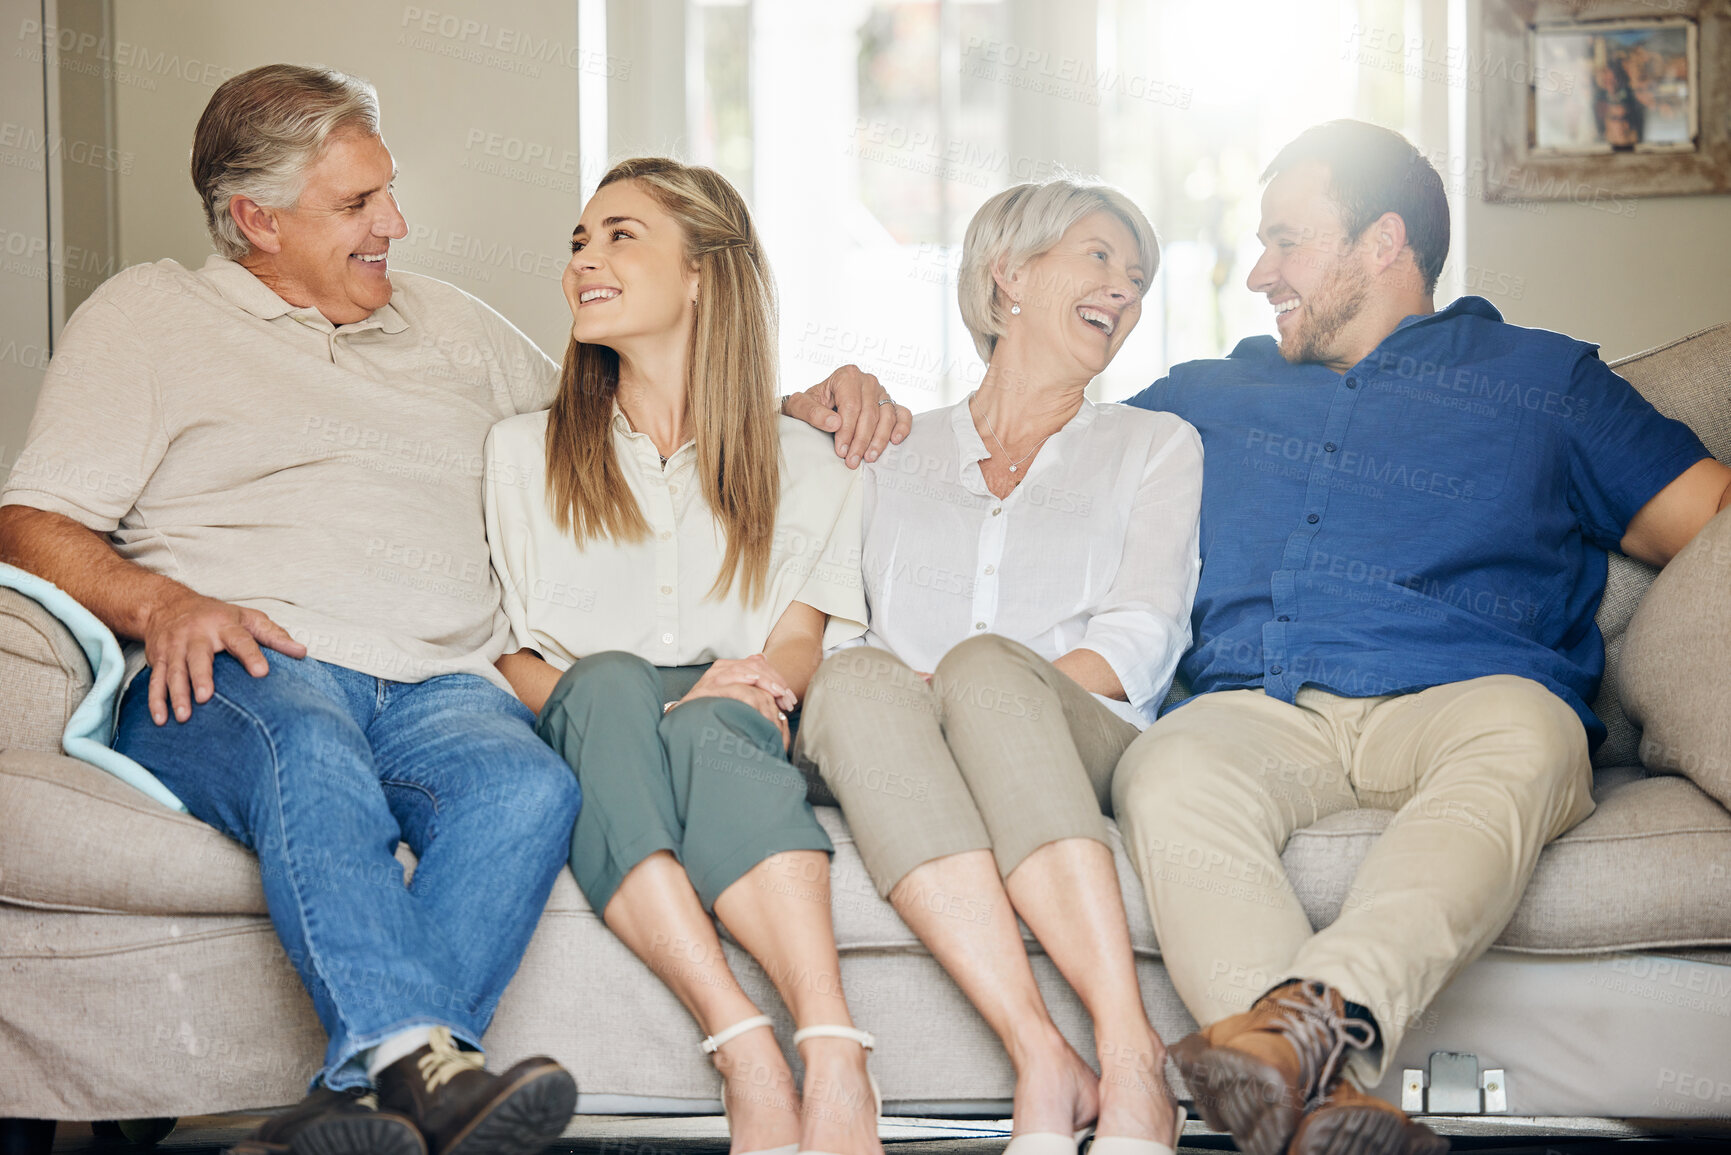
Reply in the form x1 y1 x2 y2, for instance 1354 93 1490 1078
535 651 833 915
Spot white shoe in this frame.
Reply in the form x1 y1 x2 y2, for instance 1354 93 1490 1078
703 1014 800 1155
791 1024 881 1155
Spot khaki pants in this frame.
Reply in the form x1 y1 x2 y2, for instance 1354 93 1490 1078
1110 675 1595 1083
794 634 1139 894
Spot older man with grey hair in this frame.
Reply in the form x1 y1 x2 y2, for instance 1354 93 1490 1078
0 64 591 1155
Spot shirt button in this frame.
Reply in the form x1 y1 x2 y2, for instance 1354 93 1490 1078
974 621 987 630
991 507 1002 517
1278 615 1290 622
669 486 679 496
1345 378 1359 389
659 531 672 541
1271 665 1284 675
661 632 674 645
1307 513 1319 524
660 585 672 595
1324 442 1337 453
984 565 996 575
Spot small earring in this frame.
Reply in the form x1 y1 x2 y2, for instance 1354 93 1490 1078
1010 303 1021 315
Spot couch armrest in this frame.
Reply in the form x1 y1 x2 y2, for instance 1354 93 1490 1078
1620 505 1731 809
0 586 93 754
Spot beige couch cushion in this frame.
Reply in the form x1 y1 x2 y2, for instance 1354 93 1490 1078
1621 505 1731 808
8 748 1728 955
1588 322 1731 768
0 748 263 915
1282 771 1731 952
0 586 90 756
1613 321 1731 461
1588 552 1659 768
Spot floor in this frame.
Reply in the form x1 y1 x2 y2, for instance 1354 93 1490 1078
35 1114 1731 1154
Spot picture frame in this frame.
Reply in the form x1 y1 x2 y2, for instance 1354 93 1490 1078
1482 0 1731 201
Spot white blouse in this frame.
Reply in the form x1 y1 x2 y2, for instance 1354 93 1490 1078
485 408 867 671
860 396 1202 726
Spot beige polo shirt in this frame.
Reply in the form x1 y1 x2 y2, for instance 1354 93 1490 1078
0 255 558 690
484 409 866 672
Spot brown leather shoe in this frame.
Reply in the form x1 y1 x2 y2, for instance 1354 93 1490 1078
1287 1080 1448 1155
375 1028 577 1155
228 1084 425 1155
1171 980 1376 1155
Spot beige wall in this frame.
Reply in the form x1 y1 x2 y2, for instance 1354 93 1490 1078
1455 0 1731 362
110 0 584 359
1463 195 1731 362
0 0 52 470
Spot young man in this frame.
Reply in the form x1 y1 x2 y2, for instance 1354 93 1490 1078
1108 119 1726 1155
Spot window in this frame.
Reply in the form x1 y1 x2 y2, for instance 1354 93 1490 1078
600 0 1441 410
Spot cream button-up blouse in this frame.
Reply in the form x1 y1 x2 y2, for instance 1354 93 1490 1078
860 395 1202 727
484 408 866 671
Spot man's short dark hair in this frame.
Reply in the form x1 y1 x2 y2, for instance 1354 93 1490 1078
1261 120 1449 295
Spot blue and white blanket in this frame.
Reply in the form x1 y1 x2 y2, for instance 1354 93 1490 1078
1 562 186 811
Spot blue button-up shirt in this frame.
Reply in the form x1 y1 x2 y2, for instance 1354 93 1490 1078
1125 296 1708 746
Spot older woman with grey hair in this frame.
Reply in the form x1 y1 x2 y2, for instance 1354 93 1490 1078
794 180 1201 1155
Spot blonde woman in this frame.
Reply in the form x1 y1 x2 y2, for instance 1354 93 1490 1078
795 180 1202 1155
484 158 878 1155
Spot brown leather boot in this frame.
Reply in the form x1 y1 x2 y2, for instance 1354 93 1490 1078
374 1028 577 1155
1287 1080 1448 1155
228 1084 424 1155
1170 980 1376 1155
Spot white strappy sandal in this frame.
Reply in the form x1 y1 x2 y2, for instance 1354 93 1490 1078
702 1014 800 1155
790 1024 881 1155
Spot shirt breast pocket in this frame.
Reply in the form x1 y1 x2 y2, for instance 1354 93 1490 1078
1382 395 1527 504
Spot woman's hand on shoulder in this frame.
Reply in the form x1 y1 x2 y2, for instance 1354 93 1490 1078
669 654 795 748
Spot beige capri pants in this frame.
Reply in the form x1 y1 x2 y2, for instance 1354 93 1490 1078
793 633 1141 895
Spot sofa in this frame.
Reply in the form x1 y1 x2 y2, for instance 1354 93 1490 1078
4 321 1731 1148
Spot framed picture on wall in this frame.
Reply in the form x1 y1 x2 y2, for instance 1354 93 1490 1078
1483 1 1731 200
1531 18 1696 154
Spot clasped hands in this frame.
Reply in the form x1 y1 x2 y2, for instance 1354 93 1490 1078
670 654 798 750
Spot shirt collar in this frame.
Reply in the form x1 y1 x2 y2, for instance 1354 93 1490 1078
950 391 1098 493
610 402 697 464
1227 295 1509 377
951 394 992 480
196 254 409 335
1347 295 1504 374
1388 294 1503 336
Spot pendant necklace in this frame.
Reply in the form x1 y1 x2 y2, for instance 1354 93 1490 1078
974 397 1051 473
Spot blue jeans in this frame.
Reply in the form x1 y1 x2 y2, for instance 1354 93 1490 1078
115 651 581 1090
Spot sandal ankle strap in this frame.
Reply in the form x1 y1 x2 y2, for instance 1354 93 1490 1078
791 1024 875 1050
701 1014 775 1054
